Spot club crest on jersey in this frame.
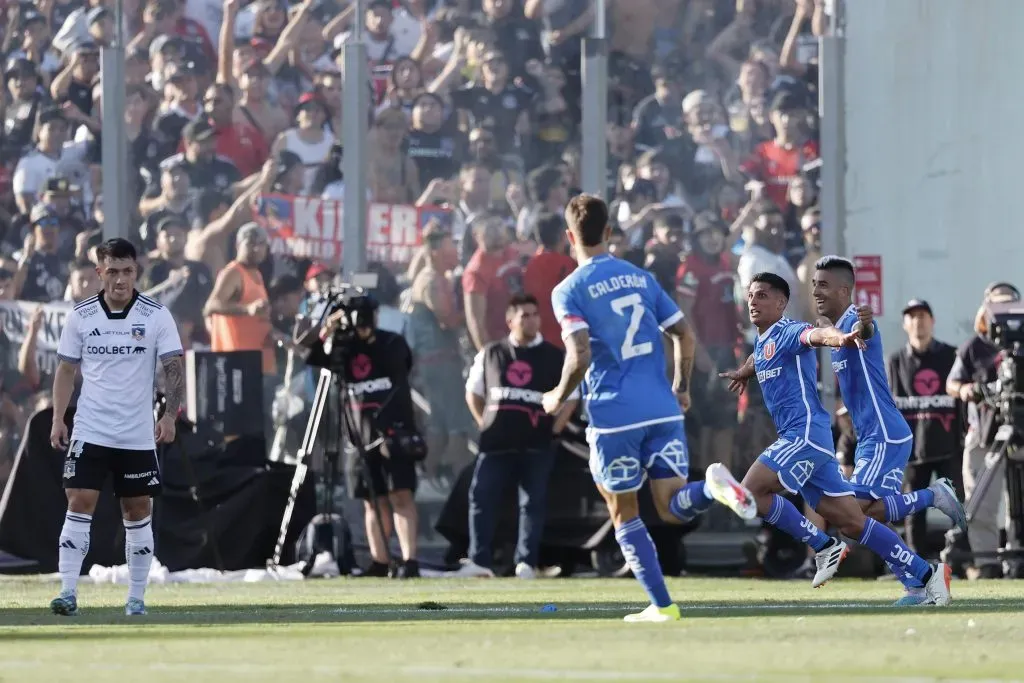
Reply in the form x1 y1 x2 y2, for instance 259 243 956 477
131 324 145 341
763 340 776 360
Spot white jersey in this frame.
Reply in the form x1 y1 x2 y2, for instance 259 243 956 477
56 291 183 450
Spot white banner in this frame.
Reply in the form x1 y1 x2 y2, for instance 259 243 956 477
0 300 72 379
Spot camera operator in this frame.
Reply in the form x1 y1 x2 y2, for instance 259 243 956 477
945 283 1021 579
457 294 578 578
308 293 422 578
887 300 963 556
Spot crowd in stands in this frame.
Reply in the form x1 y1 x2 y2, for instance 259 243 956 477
0 0 833 560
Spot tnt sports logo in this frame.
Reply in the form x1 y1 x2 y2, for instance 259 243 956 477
506 360 533 387
350 354 372 380
763 340 776 360
913 368 941 396
131 324 146 341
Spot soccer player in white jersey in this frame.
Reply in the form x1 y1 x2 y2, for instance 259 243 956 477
49 238 184 617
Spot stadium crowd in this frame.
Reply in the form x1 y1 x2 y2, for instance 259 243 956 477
0 0 997 579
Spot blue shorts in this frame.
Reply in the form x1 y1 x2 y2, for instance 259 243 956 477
758 437 855 509
586 418 689 493
849 439 913 500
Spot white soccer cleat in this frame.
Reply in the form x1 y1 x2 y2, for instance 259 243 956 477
704 463 757 520
924 562 952 606
514 562 536 579
929 478 968 533
811 539 849 588
452 559 495 578
623 603 681 623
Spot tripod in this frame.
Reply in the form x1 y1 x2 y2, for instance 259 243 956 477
269 367 396 576
942 422 1024 572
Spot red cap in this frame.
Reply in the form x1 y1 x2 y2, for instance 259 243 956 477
305 262 331 281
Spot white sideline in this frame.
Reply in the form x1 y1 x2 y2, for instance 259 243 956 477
0 661 1014 683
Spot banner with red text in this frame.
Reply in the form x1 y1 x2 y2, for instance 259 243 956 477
252 194 452 265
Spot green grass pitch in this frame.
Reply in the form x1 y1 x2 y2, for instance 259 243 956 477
1 577 1023 682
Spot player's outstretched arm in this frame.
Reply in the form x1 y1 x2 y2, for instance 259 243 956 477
805 326 867 350
542 329 591 415
719 353 754 395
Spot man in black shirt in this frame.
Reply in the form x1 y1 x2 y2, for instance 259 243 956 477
631 62 685 151
141 215 213 328
14 205 69 302
458 294 577 578
143 119 240 199
450 50 534 157
887 299 963 557
946 283 1021 578
481 0 544 82
2 58 46 160
406 92 462 184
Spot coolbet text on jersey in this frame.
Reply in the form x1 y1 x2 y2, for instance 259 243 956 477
753 318 854 508
56 291 184 451
832 304 914 499
551 254 690 493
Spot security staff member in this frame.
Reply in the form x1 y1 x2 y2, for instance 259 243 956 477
887 299 962 555
311 293 421 578
946 282 1021 579
458 294 578 578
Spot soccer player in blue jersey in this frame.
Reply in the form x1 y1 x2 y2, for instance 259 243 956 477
542 195 757 623
720 273 951 605
809 256 966 604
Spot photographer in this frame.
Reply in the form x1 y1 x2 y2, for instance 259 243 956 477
946 283 1021 579
308 292 422 579
887 300 963 556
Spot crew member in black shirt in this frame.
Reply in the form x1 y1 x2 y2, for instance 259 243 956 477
459 294 578 578
887 299 962 556
946 283 1021 578
310 293 422 579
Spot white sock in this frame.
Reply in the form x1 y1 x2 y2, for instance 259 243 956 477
58 512 92 595
124 516 154 602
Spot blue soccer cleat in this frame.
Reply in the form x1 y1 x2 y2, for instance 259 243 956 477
929 478 968 533
50 591 78 616
125 598 147 616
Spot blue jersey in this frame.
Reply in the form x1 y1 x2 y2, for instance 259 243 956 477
831 304 912 445
754 318 833 449
552 254 683 431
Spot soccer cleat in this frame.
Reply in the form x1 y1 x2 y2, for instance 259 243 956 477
515 563 536 579
453 559 495 578
811 539 850 588
514 563 563 579
623 603 681 623
704 463 757 520
924 562 952 606
893 588 933 607
125 598 147 616
929 478 968 533
49 591 78 617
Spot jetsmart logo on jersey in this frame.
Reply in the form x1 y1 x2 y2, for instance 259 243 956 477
757 367 782 382
832 359 848 373
86 345 146 355
350 377 392 395
488 386 543 404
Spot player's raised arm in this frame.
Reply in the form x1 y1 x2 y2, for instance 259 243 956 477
719 353 755 394
803 324 867 350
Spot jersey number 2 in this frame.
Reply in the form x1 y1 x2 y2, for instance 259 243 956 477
611 293 653 359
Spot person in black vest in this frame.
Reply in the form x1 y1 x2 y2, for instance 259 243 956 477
458 293 578 578
312 293 422 579
887 299 963 557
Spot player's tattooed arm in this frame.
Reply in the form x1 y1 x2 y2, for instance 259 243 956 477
552 329 592 402
664 318 696 393
161 354 185 416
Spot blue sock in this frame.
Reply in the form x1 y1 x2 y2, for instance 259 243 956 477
668 481 714 522
885 560 925 590
859 517 932 584
882 489 935 523
615 517 672 608
765 494 832 552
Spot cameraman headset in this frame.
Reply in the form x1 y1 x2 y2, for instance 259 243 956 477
308 291 424 578
945 282 1021 579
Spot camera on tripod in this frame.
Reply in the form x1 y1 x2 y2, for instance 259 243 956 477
982 300 1024 430
305 283 379 370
